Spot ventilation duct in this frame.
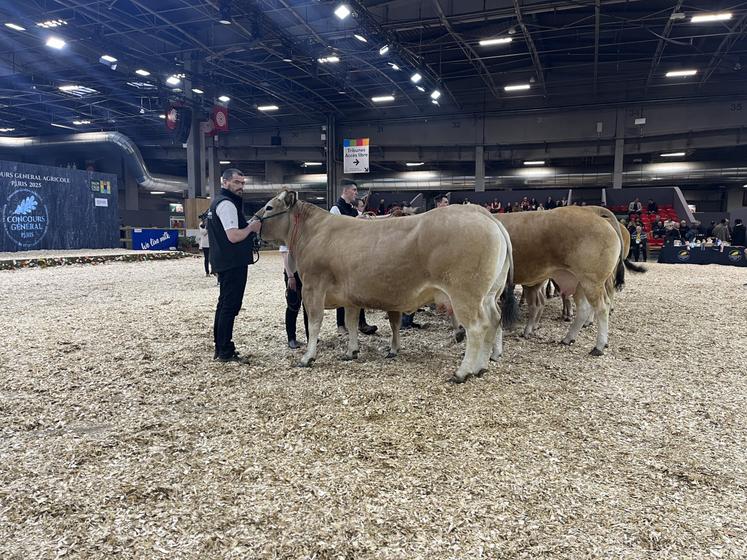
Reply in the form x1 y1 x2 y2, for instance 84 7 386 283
0 131 186 192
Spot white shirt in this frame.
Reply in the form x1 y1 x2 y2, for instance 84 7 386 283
329 205 341 216
279 244 289 253
198 226 209 248
216 200 239 231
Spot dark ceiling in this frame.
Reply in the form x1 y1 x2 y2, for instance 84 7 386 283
0 0 746 144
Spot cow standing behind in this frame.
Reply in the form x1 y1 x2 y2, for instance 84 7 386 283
253 190 516 383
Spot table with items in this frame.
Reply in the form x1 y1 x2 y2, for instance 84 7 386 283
657 243 747 267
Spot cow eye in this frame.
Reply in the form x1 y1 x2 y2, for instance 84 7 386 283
266 205 273 211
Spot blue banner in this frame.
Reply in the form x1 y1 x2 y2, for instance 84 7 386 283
131 228 178 251
0 160 118 252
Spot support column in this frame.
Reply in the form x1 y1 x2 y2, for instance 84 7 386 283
206 135 220 197
325 114 338 209
475 145 485 192
613 109 625 189
124 165 139 210
187 113 204 197
265 161 284 185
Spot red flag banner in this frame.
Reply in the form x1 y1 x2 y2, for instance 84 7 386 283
212 106 229 133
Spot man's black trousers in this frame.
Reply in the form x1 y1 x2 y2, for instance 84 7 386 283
214 265 248 359
284 271 308 342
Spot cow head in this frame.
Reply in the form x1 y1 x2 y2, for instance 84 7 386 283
253 189 297 242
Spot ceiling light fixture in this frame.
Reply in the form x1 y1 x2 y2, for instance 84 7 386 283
660 152 686 157
379 45 390 55
430 89 441 100
218 95 230 102
303 162 323 166
166 75 181 86
5 23 25 31
410 72 422 83
72 119 91 125
100 54 117 63
0 127 16 132
257 105 279 111
504 83 531 91
219 160 231 164
135 69 150 76
45 36 66 49
318 55 340 63
406 162 424 167
523 160 545 166
691 12 732 23
334 4 351 20
354 34 367 42
479 37 512 46
150 191 166 195
665 69 697 77
416 85 425 92
192 88 204 94
37 19 67 28
372 95 395 103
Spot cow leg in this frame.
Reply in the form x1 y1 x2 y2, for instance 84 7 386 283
386 311 402 358
561 290 591 346
522 284 545 337
451 300 490 383
299 288 325 367
342 306 361 360
584 286 610 356
562 294 573 322
484 298 503 363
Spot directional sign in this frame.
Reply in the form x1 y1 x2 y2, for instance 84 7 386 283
343 138 369 174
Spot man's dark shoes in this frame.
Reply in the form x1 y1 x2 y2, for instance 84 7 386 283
359 324 378 335
288 339 301 349
216 353 250 364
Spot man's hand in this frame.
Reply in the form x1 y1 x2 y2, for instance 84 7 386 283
248 220 262 234
287 276 297 291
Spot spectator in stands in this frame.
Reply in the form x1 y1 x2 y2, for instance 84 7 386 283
463 198 471 205
733 219 746 246
664 221 682 245
631 225 648 262
378 198 386 215
559 197 568 207
435 195 449 208
706 220 716 237
198 218 211 277
678 220 689 240
520 197 531 211
647 198 658 214
685 222 700 242
331 181 378 336
545 196 556 209
628 197 643 215
652 219 666 239
530 198 538 210
505 202 513 213
712 219 732 243
537 203 546 211
488 199 502 213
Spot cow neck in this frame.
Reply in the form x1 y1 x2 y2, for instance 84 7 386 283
286 201 325 261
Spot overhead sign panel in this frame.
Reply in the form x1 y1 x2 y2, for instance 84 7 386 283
343 138 369 174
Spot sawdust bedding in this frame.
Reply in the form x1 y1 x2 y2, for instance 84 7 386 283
1 253 746 559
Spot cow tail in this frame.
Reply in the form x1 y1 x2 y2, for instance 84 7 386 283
624 259 648 273
495 220 519 328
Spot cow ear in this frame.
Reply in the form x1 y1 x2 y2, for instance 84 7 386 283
286 190 297 207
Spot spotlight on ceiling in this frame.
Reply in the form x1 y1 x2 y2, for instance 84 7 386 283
430 89 441 100
192 88 204 94
257 105 279 111
504 83 531 91
166 75 181 86
98 54 118 69
479 37 513 46
218 95 230 102
379 45 390 55
219 160 231 164
4 23 25 32
410 72 422 83
354 34 367 43
334 4 351 20
388 62 400 71
416 85 425 92
665 69 697 78
372 95 395 103
218 2 232 24
135 69 150 76
45 36 66 50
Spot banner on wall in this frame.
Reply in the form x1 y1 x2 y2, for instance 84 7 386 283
0 160 119 252
343 138 369 174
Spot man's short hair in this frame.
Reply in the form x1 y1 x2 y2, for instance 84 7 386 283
222 168 244 182
340 179 357 191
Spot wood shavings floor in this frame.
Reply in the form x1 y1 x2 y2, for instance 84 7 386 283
2 253 746 559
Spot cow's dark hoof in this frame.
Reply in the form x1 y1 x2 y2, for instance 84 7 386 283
298 358 314 368
563 317 572 322
340 351 358 361
490 354 502 362
604 343 609 349
385 351 397 359
589 347 604 356
448 375 468 384
475 368 488 378
560 339 575 346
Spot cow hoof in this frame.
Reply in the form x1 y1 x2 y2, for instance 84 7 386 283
604 343 609 349
340 351 358 361
448 374 468 384
589 347 604 356
298 358 314 368
385 351 397 359
475 368 488 378
490 354 502 362
563 317 572 322
560 339 575 346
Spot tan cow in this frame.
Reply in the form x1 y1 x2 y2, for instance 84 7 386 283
253 190 516 382
496 205 628 355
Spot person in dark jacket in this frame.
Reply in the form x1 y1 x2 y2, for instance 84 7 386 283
207 168 262 363
652 220 665 239
733 218 746 246
330 181 378 336
664 222 682 245
631 225 648 262
647 198 658 214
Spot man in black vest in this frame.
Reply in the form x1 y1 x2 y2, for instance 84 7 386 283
207 168 262 363
330 181 378 335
